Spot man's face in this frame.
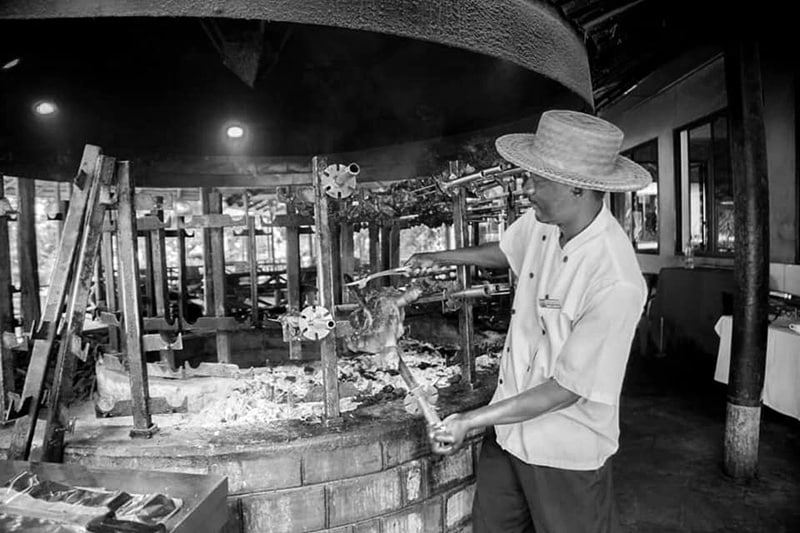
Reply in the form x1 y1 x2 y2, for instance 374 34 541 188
522 173 579 225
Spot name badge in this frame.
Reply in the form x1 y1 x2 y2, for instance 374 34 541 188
539 298 562 309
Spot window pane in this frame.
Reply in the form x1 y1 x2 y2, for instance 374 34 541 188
688 122 712 252
712 116 734 253
620 139 659 253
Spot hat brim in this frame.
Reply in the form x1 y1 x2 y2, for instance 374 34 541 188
496 133 653 193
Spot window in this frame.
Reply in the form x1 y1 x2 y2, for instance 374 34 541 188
611 139 659 253
676 111 734 256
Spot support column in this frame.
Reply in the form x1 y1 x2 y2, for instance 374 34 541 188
451 161 475 389
16 178 40 332
312 156 342 425
0 177 15 415
723 39 770 480
116 160 157 437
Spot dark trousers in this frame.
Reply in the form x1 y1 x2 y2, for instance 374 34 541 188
472 431 622 533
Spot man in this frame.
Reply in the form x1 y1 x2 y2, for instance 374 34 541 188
407 110 651 532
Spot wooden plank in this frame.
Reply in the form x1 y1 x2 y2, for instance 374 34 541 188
115 160 156 437
7 146 102 460
380 225 391 284
451 161 475 389
41 155 115 462
16 177 41 332
312 156 341 424
0 176 15 416
389 223 401 268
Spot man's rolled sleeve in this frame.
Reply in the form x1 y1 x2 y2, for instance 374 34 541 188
499 211 535 276
553 281 645 406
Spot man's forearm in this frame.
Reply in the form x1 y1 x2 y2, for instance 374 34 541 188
461 379 579 430
435 242 508 269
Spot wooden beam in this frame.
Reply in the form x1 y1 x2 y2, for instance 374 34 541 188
16 177 40 332
0 177 16 416
115 160 157 437
312 156 341 425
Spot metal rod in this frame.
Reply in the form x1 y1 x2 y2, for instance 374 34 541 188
440 163 520 191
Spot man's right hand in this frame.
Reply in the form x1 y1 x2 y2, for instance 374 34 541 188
405 252 443 276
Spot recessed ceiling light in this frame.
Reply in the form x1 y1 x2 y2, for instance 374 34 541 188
34 100 57 116
2 58 20 70
226 125 245 139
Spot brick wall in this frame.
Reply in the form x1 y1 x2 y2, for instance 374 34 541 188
66 417 485 533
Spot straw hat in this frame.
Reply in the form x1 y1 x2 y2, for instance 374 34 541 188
495 110 652 192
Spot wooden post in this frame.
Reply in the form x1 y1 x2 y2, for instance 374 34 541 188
722 40 770 480
313 156 342 425
16 177 40 332
207 191 231 363
116 160 157 438
451 161 475 389
285 217 302 360
340 223 354 303
200 188 215 315
41 155 115 461
0 176 16 415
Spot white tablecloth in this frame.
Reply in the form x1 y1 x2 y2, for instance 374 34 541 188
714 315 800 421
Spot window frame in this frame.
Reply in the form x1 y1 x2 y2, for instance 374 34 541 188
673 108 734 258
613 138 660 255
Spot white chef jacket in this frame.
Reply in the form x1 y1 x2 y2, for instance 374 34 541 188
493 205 647 470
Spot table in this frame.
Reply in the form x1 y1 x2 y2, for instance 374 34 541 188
714 315 800 421
0 460 228 533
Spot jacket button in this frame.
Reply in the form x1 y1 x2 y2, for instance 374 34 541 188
529 272 534 278
511 309 516 315
563 256 568 263
542 235 546 241
499 378 504 385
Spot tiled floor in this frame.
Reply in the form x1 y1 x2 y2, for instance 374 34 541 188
615 350 800 532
